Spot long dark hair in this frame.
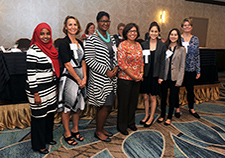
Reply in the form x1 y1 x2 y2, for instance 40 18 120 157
84 22 95 34
165 28 182 48
148 21 160 32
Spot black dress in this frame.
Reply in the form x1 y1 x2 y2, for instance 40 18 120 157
140 50 160 95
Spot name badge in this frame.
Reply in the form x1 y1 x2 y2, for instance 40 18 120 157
166 50 173 59
182 42 189 53
70 43 78 59
0 46 6 52
112 45 117 59
112 45 117 53
142 50 150 64
70 43 78 50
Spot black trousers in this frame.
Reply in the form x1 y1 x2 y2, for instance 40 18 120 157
117 79 141 132
31 112 54 150
183 71 196 109
175 71 196 109
160 80 179 119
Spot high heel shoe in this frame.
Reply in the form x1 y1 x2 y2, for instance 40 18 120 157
128 125 137 131
140 115 150 125
157 117 165 123
189 109 200 118
144 120 153 128
71 131 84 141
104 131 113 137
48 140 57 145
33 148 49 154
175 112 181 118
164 119 171 126
94 132 111 142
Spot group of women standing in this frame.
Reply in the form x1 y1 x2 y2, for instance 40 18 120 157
141 18 200 126
26 15 87 154
26 10 200 153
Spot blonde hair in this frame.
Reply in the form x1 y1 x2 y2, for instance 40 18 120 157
181 18 193 27
63 16 82 35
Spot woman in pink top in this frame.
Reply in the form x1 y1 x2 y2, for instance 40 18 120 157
117 23 144 135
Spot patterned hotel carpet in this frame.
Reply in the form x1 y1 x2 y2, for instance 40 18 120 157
1 104 225 158
1 85 225 157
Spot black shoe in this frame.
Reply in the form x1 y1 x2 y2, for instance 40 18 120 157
48 140 57 145
144 120 153 128
128 126 137 131
118 129 129 135
94 132 111 142
104 131 113 137
71 131 84 141
139 115 150 125
189 110 200 118
34 148 49 154
164 122 171 126
175 112 181 118
63 135 77 146
164 119 171 126
157 117 165 123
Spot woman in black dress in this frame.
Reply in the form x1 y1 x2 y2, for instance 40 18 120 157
140 22 166 127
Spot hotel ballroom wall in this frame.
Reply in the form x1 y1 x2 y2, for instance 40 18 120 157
0 0 224 48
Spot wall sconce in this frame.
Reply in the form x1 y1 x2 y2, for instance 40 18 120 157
160 11 166 23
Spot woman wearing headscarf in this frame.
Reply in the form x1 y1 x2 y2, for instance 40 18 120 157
26 23 60 154
85 11 118 142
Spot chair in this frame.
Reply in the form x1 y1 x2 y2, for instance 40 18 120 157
53 38 63 49
15 38 31 50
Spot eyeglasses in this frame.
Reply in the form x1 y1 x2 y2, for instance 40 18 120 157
128 30 137 33
99 20 111 24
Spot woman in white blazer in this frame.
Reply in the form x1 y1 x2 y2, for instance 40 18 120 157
158 28 186 125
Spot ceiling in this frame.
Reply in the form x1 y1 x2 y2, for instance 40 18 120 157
186 0 225 6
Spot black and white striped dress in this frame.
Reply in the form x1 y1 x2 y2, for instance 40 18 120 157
84 33 117 107
26 45 57 118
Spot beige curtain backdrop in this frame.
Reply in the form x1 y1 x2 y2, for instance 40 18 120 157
0 0 225 49
0 83 220 131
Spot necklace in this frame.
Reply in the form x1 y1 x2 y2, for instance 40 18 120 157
97 30 110 43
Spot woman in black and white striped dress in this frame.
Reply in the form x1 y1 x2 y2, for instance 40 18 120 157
85 11 118 142
26 23 60 154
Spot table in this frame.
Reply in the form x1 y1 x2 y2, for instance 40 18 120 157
0 51 28 104
194 48 218 85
